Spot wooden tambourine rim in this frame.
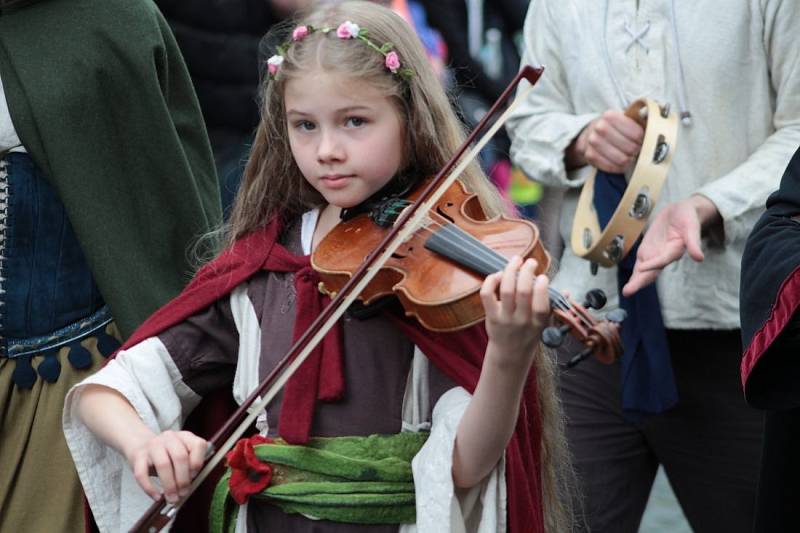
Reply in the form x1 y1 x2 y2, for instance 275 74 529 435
570 98 679 267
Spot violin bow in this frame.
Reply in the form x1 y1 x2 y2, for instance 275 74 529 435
129 64 544 533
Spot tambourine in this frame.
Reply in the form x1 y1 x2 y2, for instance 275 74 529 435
570 98 678 268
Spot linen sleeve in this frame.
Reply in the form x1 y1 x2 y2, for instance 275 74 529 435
408 387 507 533
505 1 598 188
62 338 202 533
695 0 800 245
62 299 239 533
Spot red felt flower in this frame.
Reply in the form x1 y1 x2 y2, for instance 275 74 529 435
226 435 273 504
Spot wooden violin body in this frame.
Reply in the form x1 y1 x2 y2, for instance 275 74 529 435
312 178 550 332
313 177 624 364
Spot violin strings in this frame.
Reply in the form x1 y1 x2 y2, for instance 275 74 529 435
402 214 595 330
436 222 595 329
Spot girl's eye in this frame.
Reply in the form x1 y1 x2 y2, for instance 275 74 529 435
346 117 366 128
295 120 315 131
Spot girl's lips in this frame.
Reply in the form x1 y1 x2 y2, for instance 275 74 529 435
320 175 353 189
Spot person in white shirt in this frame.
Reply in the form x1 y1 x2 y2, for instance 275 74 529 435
506 1 800 532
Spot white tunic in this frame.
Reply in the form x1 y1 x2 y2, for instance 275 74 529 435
506 0 800 329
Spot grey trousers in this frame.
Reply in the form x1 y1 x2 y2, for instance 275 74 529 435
558 329 764 533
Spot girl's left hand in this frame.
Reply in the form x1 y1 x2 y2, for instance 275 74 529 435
480 256 551 368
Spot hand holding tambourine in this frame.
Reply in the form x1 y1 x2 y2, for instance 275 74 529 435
578 109 646 174
570 99 679 270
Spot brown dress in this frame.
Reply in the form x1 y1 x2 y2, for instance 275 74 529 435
158 220 456 532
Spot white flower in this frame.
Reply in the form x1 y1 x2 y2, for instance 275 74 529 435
336 21 360 39
267 55 284 76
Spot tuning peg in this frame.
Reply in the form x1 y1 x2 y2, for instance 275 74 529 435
542 324 571 348
606 309 627 323
561 347 593 369
583 289 607 310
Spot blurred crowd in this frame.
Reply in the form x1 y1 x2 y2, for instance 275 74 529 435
154 0 541 217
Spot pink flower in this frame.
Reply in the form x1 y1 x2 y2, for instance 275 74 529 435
267 55 284 76
336 21 360 39
384 51 401 73
292 25 310 41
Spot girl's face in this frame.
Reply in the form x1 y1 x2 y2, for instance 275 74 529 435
285 70 405 210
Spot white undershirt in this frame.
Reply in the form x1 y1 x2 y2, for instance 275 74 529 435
0 73 26 153
300 208 319 255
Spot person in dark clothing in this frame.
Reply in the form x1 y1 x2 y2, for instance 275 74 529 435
420 0 527 106
0 0 221 530
740 145 800 533
419 0 529 207
155 0 309 213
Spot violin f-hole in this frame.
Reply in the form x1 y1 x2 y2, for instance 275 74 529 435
391 245 414 260
435 205 456 223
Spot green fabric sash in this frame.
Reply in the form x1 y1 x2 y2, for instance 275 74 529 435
210 432 428 533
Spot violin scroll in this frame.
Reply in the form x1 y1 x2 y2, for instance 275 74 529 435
543 288 625 368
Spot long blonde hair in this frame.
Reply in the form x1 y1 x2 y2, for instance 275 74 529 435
220 1 573 530
225 0 505 244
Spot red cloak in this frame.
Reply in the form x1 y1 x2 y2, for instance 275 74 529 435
116 217 545 533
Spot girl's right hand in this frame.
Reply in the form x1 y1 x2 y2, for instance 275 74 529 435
124 430 209 503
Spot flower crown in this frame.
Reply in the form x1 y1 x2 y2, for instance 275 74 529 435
267 21 415 81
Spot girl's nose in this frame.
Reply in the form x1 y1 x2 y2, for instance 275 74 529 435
317 130 345 163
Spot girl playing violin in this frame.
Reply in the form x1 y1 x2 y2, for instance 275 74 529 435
63 2 572 531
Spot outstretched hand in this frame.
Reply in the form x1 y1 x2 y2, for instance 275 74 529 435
622 195 719 296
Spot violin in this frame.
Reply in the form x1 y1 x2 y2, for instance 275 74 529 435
312 176 624 366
